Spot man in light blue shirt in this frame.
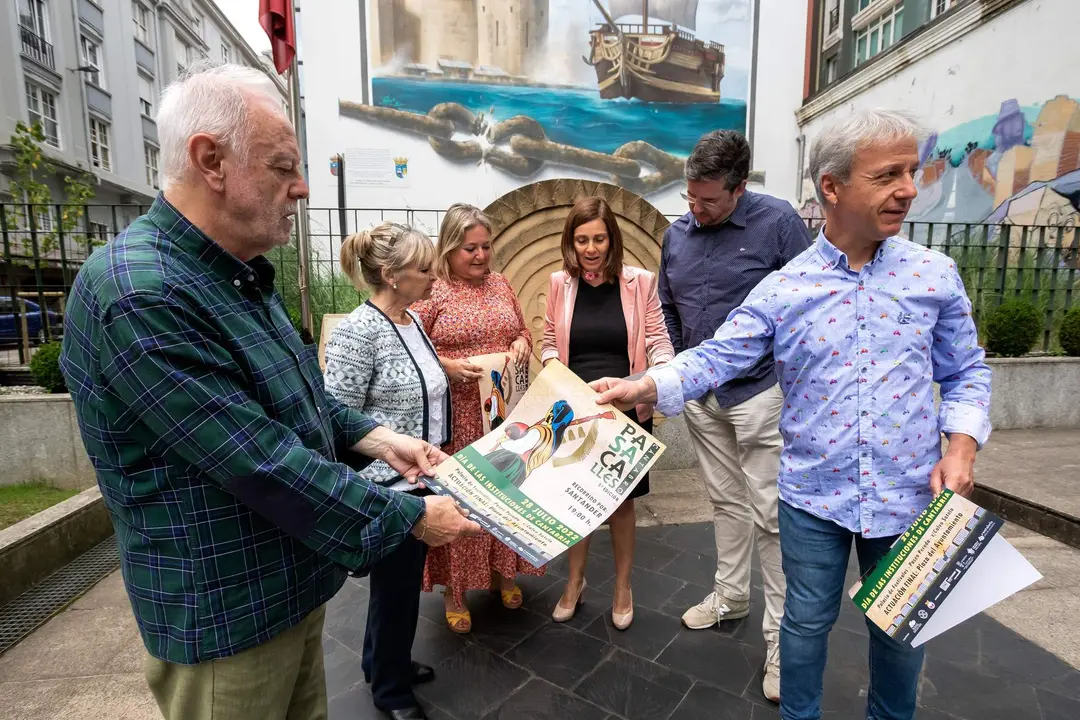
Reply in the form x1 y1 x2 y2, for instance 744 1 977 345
592 109 991 720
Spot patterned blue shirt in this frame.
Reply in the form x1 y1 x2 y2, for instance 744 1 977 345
650 231 993 537
659 192 813 408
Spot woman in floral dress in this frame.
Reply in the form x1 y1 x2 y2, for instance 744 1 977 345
412 203 542 633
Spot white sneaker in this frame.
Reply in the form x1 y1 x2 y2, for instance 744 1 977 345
762 642 780 703
680 591 750 629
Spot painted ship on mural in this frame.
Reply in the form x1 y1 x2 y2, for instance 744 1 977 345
586 0 725 104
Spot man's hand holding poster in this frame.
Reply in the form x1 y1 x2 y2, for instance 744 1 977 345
424 360 666 567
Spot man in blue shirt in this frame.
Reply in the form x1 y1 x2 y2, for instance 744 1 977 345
592 109 991 720
659 130 811 702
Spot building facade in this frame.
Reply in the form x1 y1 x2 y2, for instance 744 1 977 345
2 0 288 234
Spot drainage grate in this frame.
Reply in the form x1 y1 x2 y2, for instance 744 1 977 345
0 535 121 655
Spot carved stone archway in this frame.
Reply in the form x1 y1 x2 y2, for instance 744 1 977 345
483 179 671 370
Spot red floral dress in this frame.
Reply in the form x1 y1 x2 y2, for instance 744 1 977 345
412 273 545 604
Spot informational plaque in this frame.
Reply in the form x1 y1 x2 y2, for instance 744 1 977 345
343 147 410 188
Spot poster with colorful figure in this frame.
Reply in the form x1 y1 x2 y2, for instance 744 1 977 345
424 360 666 566
472 352 530 434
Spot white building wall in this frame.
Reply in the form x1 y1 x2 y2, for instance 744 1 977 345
749 0 810 205
299 0 368 241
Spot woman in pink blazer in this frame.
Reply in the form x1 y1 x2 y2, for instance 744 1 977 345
542 196 674 630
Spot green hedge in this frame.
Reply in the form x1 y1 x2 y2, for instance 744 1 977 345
29 341 66 393
1060 306 1080 356
983 300 1042 358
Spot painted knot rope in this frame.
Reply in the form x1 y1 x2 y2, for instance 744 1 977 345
339 99 764 195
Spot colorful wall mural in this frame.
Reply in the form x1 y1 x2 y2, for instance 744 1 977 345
333 0 752 214
800 95 1080 228
908 94 1080 227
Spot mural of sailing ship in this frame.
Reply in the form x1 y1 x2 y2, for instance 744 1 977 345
338 0 749 198
586 0 726 104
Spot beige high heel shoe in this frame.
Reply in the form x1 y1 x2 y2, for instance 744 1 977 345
612 589 634 631
552 579 587 622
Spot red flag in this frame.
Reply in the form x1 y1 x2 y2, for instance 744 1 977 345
258 0 296 75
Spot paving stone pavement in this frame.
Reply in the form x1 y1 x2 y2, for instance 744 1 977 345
4 520 1076 720
2 429 1079 719
320 521 1080 720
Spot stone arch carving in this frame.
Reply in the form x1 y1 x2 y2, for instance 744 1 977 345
483 179 671 369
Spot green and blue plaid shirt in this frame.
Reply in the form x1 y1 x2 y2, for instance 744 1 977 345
61 196 424 665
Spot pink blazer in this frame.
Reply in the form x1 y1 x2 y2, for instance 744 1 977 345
541 266 675 421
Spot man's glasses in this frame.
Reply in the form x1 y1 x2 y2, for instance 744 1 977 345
679 191 725 212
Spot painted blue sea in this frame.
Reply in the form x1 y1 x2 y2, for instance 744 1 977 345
371 77 746 158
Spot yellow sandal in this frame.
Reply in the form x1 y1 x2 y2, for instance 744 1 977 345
445 608 472 634
444 591 472 634
499 585 523 609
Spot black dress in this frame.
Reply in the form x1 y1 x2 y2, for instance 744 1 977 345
567 279 651 498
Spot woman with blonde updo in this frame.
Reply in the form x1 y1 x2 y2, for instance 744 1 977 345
324 221 449 719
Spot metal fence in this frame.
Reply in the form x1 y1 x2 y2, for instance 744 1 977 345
268 207 453 343
0 203 149 366
903 222 1079 353
272 208 1080 354
2 202 1079 368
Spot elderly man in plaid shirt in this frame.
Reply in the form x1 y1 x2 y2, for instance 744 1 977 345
60 63 480 720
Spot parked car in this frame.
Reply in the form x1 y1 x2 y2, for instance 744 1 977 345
0 296 63 348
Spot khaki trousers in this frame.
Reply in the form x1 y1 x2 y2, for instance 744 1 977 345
683 385 786 646
144 605 328 720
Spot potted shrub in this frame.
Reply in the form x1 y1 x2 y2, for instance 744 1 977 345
1061 306 1080 357
983 299 1041 358
29 341 66 393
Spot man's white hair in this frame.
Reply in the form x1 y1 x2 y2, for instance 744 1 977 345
808 109 925 204
157 61 285 191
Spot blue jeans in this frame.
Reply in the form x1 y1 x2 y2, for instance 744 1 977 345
778 501 924 720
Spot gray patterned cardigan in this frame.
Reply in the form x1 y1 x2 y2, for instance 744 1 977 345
323 301 452 486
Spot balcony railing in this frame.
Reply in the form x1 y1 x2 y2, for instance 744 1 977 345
19 26 54 70
828 6 841 34
611 23 676 36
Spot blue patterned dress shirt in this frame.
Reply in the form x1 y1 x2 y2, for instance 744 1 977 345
649 231 993 538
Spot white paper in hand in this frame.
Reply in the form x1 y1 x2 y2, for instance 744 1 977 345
848 490 1042 648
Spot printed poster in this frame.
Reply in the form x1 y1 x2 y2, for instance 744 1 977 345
471 352 530 435
849 490 1041 648
425 360 666 567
